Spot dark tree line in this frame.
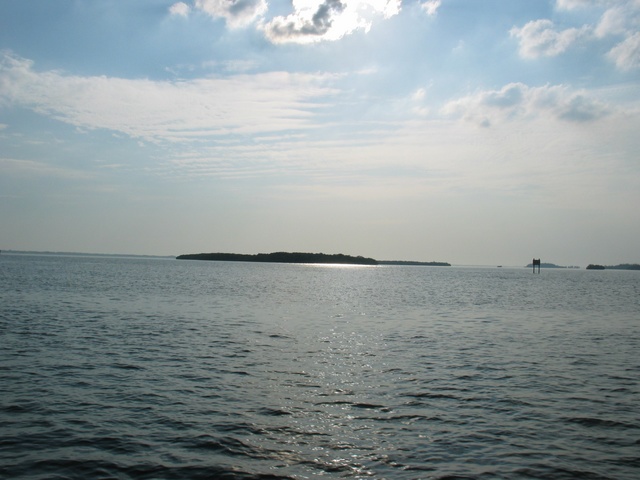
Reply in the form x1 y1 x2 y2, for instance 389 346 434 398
176 252 378 265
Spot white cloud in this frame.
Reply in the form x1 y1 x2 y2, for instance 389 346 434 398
555 0 600 9
169 2 191 17
0 52 337 144
421 0 441 16
195 0 268 28
262 0 401 44
442 83 610 127
595 5 632 37
608 31 640 70
510 19 590 58
591 2 640 69
511 1 640 71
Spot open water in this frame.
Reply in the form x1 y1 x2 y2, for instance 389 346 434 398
1 254 639 479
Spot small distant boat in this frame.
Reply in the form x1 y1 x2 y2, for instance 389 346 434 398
497 265 502 268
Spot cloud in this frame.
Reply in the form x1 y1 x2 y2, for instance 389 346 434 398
595 5 633 37
592 2 640 69
263 0 346 42
194 0 268 28
510 19 590 58
442 83 610 127
608 31 640 70
421 0 441 16
510 1 640 71
0 52 337 144
555 0 601 9
262 0 401 44
169 2 191 17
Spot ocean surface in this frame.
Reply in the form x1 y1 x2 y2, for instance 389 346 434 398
1 254 639 480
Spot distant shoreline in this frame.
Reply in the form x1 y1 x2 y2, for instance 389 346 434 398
4 250 636 270
0 250 173 259
586 263 640 270
378 260 451 266
176 252 451 266
176 252 378 265
525 262 580 269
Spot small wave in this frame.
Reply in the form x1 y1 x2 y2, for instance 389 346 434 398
403 392 459 400
313 399 388 410
566 416 638 429
111 362 145 370
6 459 296 479
257 407 291 416
351 402 390 410
188 434 282 461
515 464 613 479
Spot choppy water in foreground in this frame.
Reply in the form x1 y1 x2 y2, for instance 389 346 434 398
1 254 639 479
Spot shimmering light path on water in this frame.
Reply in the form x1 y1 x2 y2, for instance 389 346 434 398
1 254 639 479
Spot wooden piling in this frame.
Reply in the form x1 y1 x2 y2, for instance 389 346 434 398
533 258 541 273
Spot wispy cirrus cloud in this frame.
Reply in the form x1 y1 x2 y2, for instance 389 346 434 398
0 52 338 144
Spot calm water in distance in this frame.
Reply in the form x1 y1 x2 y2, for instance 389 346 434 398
1 254 639 479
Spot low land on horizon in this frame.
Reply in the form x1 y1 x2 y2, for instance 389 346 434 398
4 250 637 269
525 262 580 269
176 252 451 266
526 261 640 270
585 263 640 270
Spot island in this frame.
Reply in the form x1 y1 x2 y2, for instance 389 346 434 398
378 260 451 266
176 252 452 266
586 263 640 270
607 263 640 270
176 252 378 265
525 262 580 269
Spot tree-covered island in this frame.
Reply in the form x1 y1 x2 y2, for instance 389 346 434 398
176 252 452 266
378 260 451 266
176 252 378 265
525 262 580 269
587 263 640 270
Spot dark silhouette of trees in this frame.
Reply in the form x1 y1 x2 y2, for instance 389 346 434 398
176 252 378 265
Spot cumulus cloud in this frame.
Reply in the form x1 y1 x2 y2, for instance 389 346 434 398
0 52 337 144
421 0 441 16
442 83 610 127
170 0 405 43
509 1 640 71
262 0 401 44
169 2 191 17
194 0 267 28
595 5 632 37
592 2 640 69
608 31 640 70
510 19 590 58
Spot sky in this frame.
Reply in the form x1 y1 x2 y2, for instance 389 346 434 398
1 0 639 266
